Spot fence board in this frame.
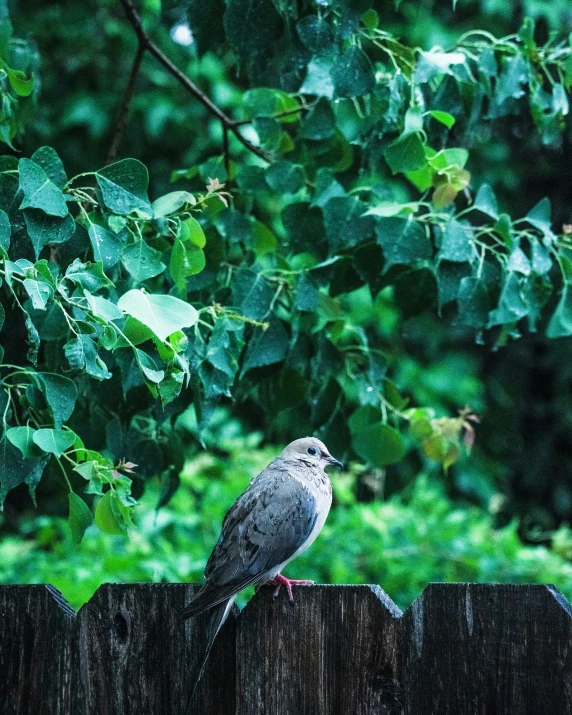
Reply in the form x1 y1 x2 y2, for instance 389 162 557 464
400 583 572 715
1 582 571 714
0 585 76 715
76 583 236 715
236 584 402 715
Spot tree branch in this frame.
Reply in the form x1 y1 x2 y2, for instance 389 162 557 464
105 41 145 165
117 0 272 163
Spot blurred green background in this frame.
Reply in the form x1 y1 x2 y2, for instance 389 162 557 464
3 0 572 612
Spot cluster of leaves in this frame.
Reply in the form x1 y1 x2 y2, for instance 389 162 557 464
0 0 36 147
3 0 572 537
3 430 572 612
0 148 235 539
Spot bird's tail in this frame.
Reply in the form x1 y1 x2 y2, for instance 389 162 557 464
183 597 235 715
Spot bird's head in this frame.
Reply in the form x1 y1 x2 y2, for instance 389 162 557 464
281 437 343 470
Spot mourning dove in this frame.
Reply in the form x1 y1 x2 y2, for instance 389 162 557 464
180 437 342 707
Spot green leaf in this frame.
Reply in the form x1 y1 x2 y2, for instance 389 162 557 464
88 223 124 269
94 489 125 534
0 436 47 508
525 197 554 242
300 98 336 141
24 312 40 365
95 159 152 217
151 191 195 218
6 426 41 458
364 202 419 218
311 169 345 208
297 16 333 54
231 267 274 320
242 317 289 373
0 208 9 254
331 45 375 97
384 133 426 174
117 289 198 341
170 237 188 293
85 292 123 322
121 239 166 282
472 184 499 219
68 492 93 545
323 196 374 250
24 210 75 258
7 66 34 96
488 272 529 326
65 259 112 292
64 335 112 380
135 348 164 383
427 110 455 128
438 220 474 263
186 244 206 275
457 277 489 328
23 278 52 309
348 405 383 433
394 267 438 316
19 158 69 218
36 373 78 428
183 216 206 248
496 54 528 104
251 220 277 255
31 146 67 189
214 208 251 244
224 0 281 60
375 217 432 267
32 428 76 457
352 422 407 467
547 284 572 338
299 56 335 99
265 161 305 194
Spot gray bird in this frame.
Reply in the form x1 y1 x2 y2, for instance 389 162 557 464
180 437 342 708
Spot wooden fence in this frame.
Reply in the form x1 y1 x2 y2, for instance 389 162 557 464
1 583 571 714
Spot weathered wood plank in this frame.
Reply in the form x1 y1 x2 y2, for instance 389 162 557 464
400 583 572 715
0 584 76 715
236 584 402 715
76 583 236 715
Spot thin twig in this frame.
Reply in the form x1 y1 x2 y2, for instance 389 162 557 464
232 106 306 127
105 41 145 165
117 0 272 163
222 123 230 184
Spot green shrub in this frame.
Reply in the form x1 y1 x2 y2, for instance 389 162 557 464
3 439 571 612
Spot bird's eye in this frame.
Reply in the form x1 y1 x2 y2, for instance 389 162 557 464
307 446 318 456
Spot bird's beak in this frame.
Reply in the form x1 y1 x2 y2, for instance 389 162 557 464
324 454 343 469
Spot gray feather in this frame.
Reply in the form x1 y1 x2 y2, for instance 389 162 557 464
180 459 322 618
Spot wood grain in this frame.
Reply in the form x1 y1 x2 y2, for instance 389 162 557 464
2 583 572 714
236 584 402 715
76 583 236 715
0 585 76 715
400 583 572 715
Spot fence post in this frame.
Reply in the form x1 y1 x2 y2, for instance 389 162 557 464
76 583 236 715
0 585 76 715
400 583 572 715
236 584 403 715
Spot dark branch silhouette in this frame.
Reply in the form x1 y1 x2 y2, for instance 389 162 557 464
105 42 145 165
117 0 272 163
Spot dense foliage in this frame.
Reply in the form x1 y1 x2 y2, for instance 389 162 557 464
5 425 572 611
1 0 572 570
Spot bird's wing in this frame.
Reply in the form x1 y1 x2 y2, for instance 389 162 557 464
180 464 318 619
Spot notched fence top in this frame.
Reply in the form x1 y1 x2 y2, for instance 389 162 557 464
1 582 571 715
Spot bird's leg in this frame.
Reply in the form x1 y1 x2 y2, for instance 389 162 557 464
265 573 315 602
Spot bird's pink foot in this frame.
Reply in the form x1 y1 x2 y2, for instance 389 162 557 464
265 574 315 602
